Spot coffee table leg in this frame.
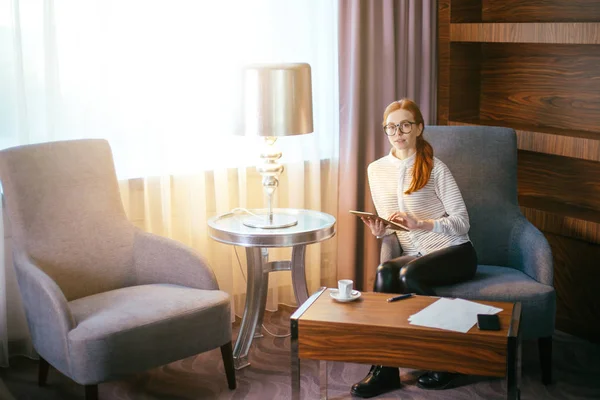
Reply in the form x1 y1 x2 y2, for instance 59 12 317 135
320 360 328 399
291 319 301 400
507 335 521 400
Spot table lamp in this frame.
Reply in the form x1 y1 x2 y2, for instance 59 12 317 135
241 63 313 229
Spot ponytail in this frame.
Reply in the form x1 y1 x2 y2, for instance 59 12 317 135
405 135 433 195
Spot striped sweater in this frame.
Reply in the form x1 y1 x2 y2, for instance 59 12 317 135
367 150 470 256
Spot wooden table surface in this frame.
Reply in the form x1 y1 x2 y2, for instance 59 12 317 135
296 290 518 377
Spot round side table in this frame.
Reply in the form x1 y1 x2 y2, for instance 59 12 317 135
208 208 336 370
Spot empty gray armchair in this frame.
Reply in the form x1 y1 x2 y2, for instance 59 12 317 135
381 126 555 384
0 139 236 399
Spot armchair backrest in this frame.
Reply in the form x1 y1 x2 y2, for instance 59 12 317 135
0 139 135 300
424 126 522 266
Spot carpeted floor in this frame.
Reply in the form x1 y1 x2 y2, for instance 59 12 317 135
1 306 599 400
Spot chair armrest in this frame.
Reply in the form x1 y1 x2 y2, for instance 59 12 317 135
132 229 219 290
13 252 75 374
380 234 402 263
508 216 554 286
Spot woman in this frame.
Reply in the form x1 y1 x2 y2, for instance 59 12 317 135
351 99 478 398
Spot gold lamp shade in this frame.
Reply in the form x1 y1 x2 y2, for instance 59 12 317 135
243 63 313 137
242 63 314 229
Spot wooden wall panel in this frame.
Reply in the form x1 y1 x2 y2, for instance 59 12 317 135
546 233 600 343
439 0 600 341
516 130 600 162
479 44 600 138
450 0 482 23
481 0 600 23
451 23 600 44
448 43 481 121
437 0 451 125
521 207 600 245
518 150 600 223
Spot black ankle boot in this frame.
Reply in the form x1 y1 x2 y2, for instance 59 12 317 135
416 371 460 390
350 365 401 398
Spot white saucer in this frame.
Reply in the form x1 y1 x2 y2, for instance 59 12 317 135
329 289 361 302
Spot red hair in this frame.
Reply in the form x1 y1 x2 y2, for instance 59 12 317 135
382 99 434 194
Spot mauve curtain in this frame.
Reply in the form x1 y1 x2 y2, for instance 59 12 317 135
337 0 436 290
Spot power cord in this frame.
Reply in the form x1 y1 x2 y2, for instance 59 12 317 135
229 208 291 338
227 207 259 217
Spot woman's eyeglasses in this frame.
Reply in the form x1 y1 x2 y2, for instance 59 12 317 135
383 121 416 136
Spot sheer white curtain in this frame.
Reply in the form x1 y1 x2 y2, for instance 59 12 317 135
0 0 339 367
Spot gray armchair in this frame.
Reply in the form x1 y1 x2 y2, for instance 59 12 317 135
381 126 555 384
0 139 236 399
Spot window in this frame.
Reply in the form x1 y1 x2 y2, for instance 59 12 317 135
0 0 339 179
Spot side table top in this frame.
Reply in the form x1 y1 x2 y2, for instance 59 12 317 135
207 208 336 247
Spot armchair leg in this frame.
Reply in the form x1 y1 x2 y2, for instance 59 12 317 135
220 341 236 390
85 384 98 400
38 357 49 387
538 336 553 385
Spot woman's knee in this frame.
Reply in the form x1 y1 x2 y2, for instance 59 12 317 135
374 261 402 293
399 265 411 288
376 261 399 277
399 262 423 293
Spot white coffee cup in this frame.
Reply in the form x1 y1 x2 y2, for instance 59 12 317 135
338 279 354 299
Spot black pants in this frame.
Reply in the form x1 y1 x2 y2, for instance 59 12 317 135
374 242 478 296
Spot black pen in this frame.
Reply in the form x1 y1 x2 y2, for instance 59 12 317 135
387 293 416 302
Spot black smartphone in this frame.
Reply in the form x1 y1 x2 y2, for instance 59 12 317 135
477 314 501 331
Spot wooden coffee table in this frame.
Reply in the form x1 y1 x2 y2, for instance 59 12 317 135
290 288 521 399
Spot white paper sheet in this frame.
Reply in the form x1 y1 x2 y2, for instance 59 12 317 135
408 298 503 333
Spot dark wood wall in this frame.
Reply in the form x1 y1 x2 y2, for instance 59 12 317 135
438 0 600 342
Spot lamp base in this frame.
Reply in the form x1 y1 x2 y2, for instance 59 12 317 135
242 213 298 229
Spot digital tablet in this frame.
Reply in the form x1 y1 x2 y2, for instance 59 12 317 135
349 210 409 231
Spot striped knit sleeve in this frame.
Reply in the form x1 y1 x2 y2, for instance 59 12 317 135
367 161 395 238
431 160 470 236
